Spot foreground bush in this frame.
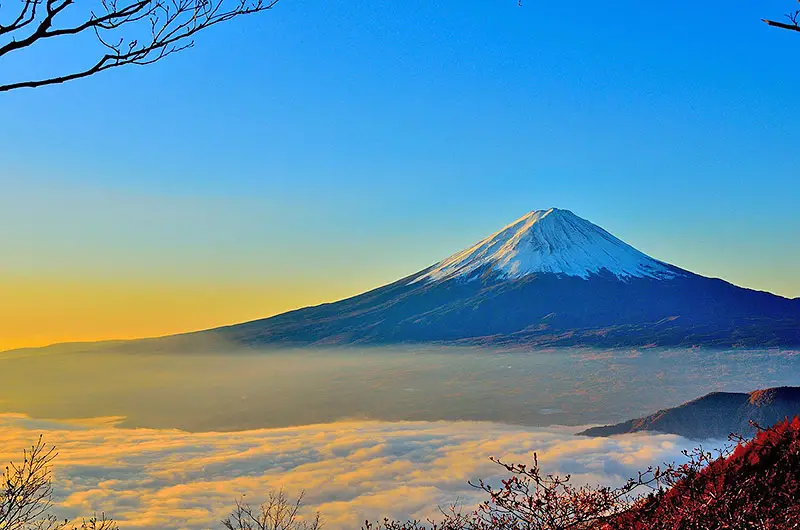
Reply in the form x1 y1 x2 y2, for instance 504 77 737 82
371 417 800 530
0 436 118 530
222 490 321 530
5 419 800 529
0 436 317 530
609 417 800 529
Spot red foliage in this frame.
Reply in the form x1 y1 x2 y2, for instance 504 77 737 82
609 416 800 530
371 418 800 530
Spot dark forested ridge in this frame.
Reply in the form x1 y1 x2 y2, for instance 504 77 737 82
580 387 800 439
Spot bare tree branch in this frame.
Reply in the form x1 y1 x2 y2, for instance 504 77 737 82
0 436 120 530
0 0 278 92
763 18 800 32
222 490 322 530
763 2 800 33
0 435 61 530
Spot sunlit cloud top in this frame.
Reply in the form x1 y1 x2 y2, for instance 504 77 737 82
0 414 697 530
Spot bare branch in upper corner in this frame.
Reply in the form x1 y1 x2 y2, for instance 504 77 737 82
763 2 800 33
0 0 279 92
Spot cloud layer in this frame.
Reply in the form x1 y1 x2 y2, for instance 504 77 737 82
0 414 694 530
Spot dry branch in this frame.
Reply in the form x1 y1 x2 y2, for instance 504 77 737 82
0 0 278 92
763 2 800 33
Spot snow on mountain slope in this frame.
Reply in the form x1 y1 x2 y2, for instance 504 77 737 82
414 208 681 283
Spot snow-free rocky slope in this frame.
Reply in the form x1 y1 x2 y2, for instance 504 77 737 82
214 208 800 348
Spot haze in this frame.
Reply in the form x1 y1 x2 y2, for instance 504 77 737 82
2 346 798 432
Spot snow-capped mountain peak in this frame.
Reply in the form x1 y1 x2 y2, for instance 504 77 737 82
414 208 679 283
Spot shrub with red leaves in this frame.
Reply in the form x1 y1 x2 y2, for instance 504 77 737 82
370 417 800 530
608 416 800 530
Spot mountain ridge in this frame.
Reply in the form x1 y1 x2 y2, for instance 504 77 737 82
579 386 800 439
7 208 800 352
207 209 799 348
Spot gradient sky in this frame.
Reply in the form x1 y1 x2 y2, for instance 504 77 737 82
1 0 798 350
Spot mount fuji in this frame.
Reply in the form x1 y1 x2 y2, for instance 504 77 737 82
214 208 800 348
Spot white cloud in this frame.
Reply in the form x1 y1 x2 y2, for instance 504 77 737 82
0 414 693 530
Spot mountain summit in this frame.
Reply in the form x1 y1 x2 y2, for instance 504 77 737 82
415 208 678 283
213 208 799 348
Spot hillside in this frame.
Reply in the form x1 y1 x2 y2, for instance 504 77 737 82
579 386 800 439
211 209 800 348
608 417 800 529
7 208 799 354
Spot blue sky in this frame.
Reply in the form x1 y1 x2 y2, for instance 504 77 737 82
1 0 798 346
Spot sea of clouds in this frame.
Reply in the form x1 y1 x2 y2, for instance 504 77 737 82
0 414 698 530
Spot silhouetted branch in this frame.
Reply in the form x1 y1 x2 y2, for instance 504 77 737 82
222 489 322 530
0 436 120 530
763 3 800 32
0 0 278 92
0 435 60 530
467 453 669 530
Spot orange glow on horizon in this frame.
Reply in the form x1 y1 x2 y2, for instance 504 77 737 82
0 277 366 351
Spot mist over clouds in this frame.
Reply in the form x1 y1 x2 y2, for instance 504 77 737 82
3 347 799 432
0 414 697 530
